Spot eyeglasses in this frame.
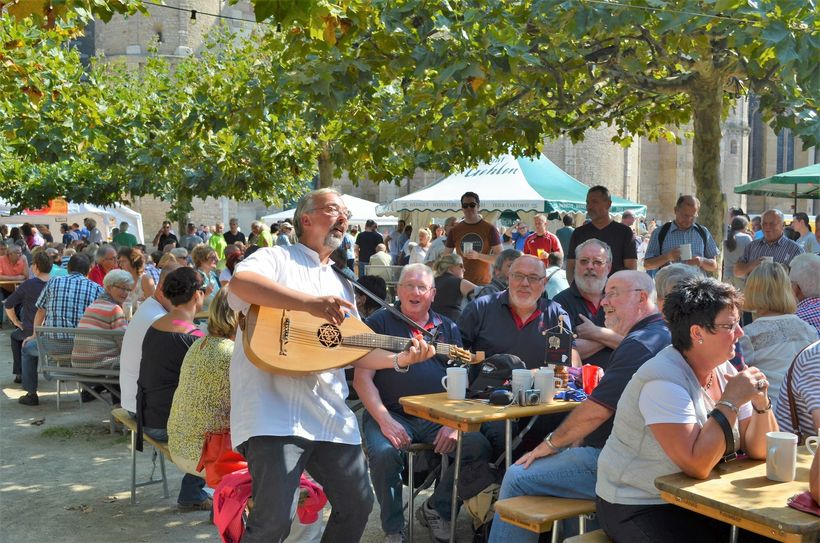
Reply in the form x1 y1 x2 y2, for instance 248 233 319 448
711 321 741 332
310 204 352 220
114 285 134 293
509 272 545 283
398 283 434 294
462 202 478 209
578 258 608 268
601 289 644 300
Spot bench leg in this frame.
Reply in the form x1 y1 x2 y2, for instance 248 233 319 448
551 520 561 543
130 429 137 504
579 513 587 534
159 451 170 499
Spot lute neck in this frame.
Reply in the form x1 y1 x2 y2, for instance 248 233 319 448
344 333 450 357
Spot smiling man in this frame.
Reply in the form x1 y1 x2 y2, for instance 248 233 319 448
227 188 434 543
354 263 492 543
488 270 670 543
734 209 804 278
443 192 503 285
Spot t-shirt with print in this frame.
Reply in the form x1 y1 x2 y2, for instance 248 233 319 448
445 219 501 285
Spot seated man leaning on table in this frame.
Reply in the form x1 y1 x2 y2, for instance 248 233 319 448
488 270 671 543
595 278 777 543
354 263 493 543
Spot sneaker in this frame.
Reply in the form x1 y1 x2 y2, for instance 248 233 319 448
383 531 405 543
18 393 39 406
415 499 451 543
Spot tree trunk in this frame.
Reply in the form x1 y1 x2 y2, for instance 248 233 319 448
689 75 725 274
317 142 334 188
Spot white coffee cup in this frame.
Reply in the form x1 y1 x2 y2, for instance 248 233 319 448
679 243 692 261
806 429 820 456
440 367 468 400
766 431 798 482
511 369 533 399
533 367 563 404
462 241 474 254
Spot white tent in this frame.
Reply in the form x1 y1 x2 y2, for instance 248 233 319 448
0 199 145 243
261 194 400 228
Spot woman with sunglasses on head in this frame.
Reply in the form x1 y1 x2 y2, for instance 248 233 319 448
596 277 777 542
136 267 211 511
430 253 476 322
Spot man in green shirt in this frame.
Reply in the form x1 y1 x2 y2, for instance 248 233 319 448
112 221 137 248
208 222 228 270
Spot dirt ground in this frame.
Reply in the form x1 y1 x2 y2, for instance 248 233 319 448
0 327 474 543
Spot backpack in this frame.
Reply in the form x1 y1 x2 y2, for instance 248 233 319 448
467 354 527 399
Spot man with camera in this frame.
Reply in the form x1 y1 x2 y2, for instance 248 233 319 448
354 263 492 543
487 270 671 543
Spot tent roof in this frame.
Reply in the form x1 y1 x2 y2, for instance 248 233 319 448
733 163 820 199
261 194 399 226
377 154 646 216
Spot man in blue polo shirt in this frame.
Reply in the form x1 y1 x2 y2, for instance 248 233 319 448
354 263 492 543
459 255 580 370
488 270 671 543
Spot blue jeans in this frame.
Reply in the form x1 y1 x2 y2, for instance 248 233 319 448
362 410 492 535
488 446 601 543
10 328 25 375
21 339 39 394
143 427 209 505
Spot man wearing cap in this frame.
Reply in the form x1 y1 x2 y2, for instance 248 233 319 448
276 222 294 247
443 192 503 285
112 221 138 248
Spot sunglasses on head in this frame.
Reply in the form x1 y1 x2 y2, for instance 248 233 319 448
462 202 477 209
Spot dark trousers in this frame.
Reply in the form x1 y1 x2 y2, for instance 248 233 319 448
237 435 374 543
10 328 25 375
596 496 774 543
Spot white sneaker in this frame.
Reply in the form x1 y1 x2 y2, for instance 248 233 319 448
415 499 451 543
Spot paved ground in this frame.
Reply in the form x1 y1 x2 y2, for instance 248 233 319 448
0 327 475 542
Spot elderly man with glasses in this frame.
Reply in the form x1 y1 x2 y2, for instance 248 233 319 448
488 271 670 543
443 192 503 286
354 263 492 543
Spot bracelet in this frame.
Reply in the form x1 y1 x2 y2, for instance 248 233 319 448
543 432 566 453
753 397 772 414
716 400 739 415
393 352 409 373
707 408 737 462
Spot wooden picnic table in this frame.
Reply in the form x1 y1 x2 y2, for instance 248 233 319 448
655 453 820 542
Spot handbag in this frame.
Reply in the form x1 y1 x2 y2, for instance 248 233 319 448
196 431 247 488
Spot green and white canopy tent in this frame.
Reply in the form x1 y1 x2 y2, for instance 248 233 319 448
734 163 820 209
377 153 645 232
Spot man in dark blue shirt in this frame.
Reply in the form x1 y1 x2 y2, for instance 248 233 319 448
354 263 492 543
488 270 671 542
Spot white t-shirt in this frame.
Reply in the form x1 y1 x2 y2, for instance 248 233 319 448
639 363 752 452
228 243 361 447
118 296 166 413
218 268 232 284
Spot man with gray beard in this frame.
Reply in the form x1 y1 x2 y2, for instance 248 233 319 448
553 239 623 369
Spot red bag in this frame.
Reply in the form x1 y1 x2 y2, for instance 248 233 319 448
196 431 247 488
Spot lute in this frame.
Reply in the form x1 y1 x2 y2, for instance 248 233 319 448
242 305 481 375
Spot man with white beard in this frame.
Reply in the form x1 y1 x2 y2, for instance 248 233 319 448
553 239 622 369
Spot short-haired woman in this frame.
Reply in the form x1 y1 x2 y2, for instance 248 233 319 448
596 277 777 542
738 262 818 401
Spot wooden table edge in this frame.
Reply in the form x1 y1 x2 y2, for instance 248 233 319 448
658 488 820 542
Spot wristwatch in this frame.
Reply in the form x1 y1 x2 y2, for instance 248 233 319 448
543 432 566 453
393 352 409 373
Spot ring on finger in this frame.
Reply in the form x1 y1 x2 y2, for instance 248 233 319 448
756 379 768 390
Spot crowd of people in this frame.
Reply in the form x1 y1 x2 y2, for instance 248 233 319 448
1 187 818 543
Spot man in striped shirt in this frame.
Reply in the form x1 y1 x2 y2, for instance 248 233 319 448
734 209 804 279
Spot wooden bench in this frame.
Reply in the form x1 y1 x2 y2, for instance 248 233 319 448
565 529 611 542
111 408 171 504
36 326 124 410
493 496 596 543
